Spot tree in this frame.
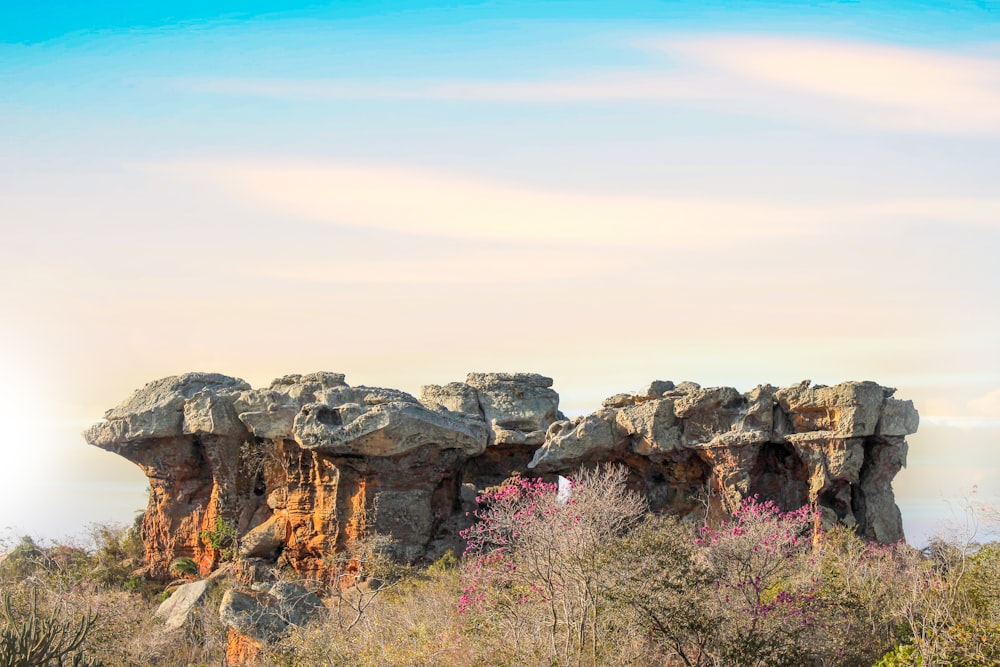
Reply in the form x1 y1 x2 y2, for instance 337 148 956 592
601 514 716 667
809 526 917 666
460 465 646 666
696 496 819 667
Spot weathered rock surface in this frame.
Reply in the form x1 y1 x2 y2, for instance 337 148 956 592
154 578 214 631
85 372 918 579
219 583 324 643
217 581 324 666
86 373 251 446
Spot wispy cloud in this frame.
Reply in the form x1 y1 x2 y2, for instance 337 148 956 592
659 36 1000 135
157 159 816 246
921 388 1000 422
245 250 615 285
179 72 711 103
970 388 1000 418
169 35 1000 135
155 159 1000 245
921 416 1000 429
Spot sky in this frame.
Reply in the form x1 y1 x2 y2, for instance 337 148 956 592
0 1 998 546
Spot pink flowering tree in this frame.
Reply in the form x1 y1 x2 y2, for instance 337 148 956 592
459 465 646 665
457 469 927 667
696 496 820 667
459 474 557 615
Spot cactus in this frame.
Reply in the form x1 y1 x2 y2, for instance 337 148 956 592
0 588 100 666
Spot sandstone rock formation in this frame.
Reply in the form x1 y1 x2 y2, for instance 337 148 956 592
85 372 918 579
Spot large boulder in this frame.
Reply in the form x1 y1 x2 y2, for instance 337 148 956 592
419 382 482 416
466 372 560 444
775 380 887 439
219 582 325 644
239 515 288 559
293 400 488 457
529 411 624 470
233 372 349 440
876 398 920 437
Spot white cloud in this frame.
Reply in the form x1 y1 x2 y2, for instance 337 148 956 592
155 159 1000 245
970 388 1000 418
660 36 1000 135
157 159 821 246
919 389 1000 423
920 416 1000 429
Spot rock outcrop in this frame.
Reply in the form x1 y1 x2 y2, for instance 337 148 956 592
85 372 918 578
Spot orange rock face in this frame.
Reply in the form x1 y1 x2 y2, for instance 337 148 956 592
106 435 240 578
225 627 263 667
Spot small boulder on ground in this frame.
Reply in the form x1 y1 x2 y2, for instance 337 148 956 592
154 578 214 631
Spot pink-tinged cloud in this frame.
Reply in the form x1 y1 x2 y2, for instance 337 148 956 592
917 388 1000 423
157 159 818 245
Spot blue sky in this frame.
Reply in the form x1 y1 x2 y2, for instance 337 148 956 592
0 0 998 544
1 1 994 43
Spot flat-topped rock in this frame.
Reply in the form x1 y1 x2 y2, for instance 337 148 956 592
466 372 554 388
85 372 918 579
86 373 250 446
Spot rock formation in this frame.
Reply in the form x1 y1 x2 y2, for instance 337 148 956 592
85 372 918 579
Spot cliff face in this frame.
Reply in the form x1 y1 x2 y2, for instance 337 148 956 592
85 372 918 579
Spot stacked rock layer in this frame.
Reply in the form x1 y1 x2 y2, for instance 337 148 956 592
85 372 918 579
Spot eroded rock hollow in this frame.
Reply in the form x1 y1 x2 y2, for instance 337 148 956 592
85 372 918 579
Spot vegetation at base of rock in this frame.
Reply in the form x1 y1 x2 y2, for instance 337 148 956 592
3 469 999 666
168 557 198 579
262 467 1000 667
0 525 227 665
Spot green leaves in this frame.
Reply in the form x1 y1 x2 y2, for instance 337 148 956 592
198 517 238 562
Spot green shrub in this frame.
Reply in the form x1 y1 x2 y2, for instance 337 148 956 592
198 517 238 561
426 550 459 575
0 536 46 579
874 644 921 667
168 557 198 579
87 521 145 589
